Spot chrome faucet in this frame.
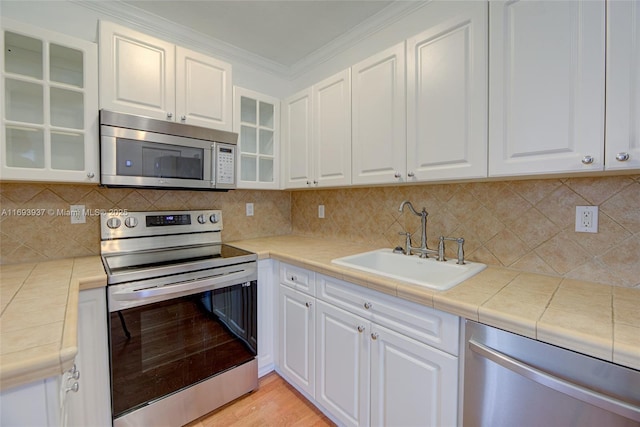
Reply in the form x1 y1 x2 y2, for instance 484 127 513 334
398 200 438 259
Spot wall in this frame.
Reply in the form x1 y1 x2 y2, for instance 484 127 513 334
0 183 291 264
291 175 640 289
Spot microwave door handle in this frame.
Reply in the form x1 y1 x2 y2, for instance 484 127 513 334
211 143 216 186
111 268 254 302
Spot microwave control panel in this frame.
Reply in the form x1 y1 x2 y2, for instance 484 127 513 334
215 144 235 186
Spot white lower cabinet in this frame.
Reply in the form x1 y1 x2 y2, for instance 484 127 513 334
316 300 370 427
67 288 111 427
277 263 460 427
278 283 316 397
369 323 458 427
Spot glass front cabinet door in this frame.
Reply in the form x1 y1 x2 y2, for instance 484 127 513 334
233 87 280 189
1 20 98 183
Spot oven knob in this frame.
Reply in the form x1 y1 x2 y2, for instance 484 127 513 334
197 214 207 224
209 214 219 223
106 217 121 229
124 217 138 228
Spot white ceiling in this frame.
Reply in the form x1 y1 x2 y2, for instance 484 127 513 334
123 1 394 68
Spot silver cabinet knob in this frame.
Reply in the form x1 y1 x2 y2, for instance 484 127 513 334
306 181 311 185
181 115 186 121
581 155 594 165
364 302 372 310
65 382 79 393
407 171 415 177
394 172 401 178
357 325 365 333
87 172 95 179
616 152 630 162
305 302 312 308
371 332 379 340
167 112 173 119
290 275 297 282
313 180 318 185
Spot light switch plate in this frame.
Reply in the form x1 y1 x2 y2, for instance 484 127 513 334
318 205 325 219
246 203 254 217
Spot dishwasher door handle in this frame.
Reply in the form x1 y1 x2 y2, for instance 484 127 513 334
468 339 640 422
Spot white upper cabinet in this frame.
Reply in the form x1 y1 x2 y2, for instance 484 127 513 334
283 69 351 189
605 1 640 171
234 87 280 189
489 1 606 176
406 1 488 182
1 19 99 183
282 87 314 188
352 43 406 185
99 21 232 131
175 47 232 130
313 69 351 187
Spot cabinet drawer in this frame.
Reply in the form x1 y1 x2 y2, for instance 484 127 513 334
317 274 459 355
280 263 315 296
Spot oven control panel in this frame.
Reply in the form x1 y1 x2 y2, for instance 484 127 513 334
101 210 223 240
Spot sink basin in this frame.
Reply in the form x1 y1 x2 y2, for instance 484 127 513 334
332 248 487 291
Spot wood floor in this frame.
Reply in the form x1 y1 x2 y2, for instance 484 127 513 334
185 372 336 427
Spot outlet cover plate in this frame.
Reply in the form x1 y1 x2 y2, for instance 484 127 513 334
318 205 325 219
246 203 254 217
575 206 598 233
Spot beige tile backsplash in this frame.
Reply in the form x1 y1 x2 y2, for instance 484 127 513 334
291 175 640 288
0 184 291 264
1 174 639 288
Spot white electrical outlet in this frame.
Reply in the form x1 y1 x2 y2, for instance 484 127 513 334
246 203 254 217
318 205 325 219
575 206 598 233
70 205 86 224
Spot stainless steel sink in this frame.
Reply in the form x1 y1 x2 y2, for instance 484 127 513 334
332 248 486 290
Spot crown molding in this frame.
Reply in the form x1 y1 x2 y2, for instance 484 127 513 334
71 0 428 80
71 0 290 76
287 1 428 79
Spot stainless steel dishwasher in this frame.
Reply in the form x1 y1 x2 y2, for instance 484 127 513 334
463 320 640 427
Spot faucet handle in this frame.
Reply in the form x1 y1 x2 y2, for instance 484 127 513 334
442 236 465 264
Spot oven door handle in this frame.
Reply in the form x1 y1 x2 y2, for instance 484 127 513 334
111 268 254 302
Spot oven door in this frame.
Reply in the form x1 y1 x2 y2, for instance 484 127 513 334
107 267 257 420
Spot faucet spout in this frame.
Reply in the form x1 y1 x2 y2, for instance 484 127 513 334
398 200 431 258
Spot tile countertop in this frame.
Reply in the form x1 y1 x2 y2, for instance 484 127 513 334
0 256 106 391
229 235 640 371
1 235 638 391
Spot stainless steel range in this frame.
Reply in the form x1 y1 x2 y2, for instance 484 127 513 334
100 210 258 427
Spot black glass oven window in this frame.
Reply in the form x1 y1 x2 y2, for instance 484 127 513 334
109 281 257 418
116 138 204 179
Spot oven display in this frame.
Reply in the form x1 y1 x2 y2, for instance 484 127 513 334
146 214 191 227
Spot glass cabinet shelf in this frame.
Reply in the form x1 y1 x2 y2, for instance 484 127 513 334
234 87 279 189
1 21 98 182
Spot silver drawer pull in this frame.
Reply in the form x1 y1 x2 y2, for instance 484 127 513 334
581 155 594 165
616 152 630 162
364 302 372 310
371 332 379 340
65 382 79 393
357 325 365 333
305 302 312 308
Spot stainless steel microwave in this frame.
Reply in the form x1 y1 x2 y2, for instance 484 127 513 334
100 110 237 190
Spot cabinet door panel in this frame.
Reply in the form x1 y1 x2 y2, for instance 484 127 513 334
176 47 231 131
99 21 175 120
282 88 313 188
489 1 605 176
314 69 351 187
606 1 640 170
352 42 406 185
407 2 487 181
279 284 315 396
370 324 458 427
315 301 369 427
